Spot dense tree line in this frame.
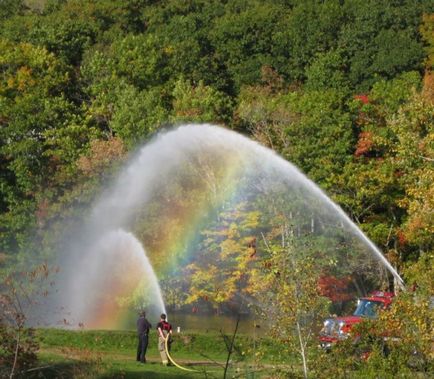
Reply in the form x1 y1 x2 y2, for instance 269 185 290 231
1 0 432 275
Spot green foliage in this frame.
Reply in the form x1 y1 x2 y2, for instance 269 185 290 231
0 39 78 251
28 17 97 65
283 89 355 184
143 1 232 92
274 0 345 81
421 14 434 69
305 49 350 93
237 83 355 186
370 71 421 114
0 0 26 21
110 86 167 146
171 78 233 124
209 0 286 90
338 0 426 90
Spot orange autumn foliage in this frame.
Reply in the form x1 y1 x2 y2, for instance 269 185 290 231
354 131 374 157
318 275 352 302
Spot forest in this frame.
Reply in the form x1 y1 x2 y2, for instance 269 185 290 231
0 1 433 378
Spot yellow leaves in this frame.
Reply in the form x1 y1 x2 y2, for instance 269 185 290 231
375 284 434 359
6 66 36 91
163 45 174 55
382 89 434 246
182 204 262 307
1 38 70 96
220 239 241 259
186 264 226 304
241 210 261 230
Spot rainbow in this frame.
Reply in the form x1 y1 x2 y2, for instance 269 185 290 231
58 124 403 330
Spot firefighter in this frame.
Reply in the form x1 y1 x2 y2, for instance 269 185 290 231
136 311 152 363
157 313 173 365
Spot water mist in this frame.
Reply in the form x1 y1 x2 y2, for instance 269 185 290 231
46 124 403 329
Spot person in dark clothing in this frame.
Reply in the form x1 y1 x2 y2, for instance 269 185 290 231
136 311 152 363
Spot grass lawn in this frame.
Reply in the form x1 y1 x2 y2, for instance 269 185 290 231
35 349 217 378
25 328 280 378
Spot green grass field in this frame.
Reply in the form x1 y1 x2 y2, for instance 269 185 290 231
27 328 282 378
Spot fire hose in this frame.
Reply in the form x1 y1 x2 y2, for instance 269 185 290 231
164 334 199 372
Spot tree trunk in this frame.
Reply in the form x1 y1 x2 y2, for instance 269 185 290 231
10 330 20 379
296 321 308 379
223 315 240 379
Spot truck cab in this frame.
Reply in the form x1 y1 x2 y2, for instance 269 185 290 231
319 291 394 350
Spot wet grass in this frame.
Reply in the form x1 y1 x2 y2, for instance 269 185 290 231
26 328 278 378
21 329 432 378
27 350 214 378
36 328 232 361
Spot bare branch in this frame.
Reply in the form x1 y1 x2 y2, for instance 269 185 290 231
10 330 20 379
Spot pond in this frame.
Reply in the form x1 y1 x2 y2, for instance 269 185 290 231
167 312 267 336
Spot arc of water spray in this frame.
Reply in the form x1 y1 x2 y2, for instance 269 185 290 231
304 186 406 290
61 229 166 328
56 123 405 329
269 153 406 290
224 126 406 290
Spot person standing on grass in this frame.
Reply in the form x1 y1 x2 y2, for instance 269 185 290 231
136 311 152 363
157 313 172 365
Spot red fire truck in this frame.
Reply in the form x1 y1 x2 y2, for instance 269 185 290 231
319 291 394 350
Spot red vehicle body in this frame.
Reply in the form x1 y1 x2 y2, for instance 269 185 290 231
319 291 394 350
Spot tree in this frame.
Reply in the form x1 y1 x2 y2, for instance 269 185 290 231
28 17 97 66
283 89 354 186
389 91 434 252
0 0 26 21
0 263 57 378
209 0 287 90
330 72 424 268
420 13 434 70
0 39 77 251
251 228 330 379
236 83 291 151
305 49 351 93
183 203 260 312
273 0 344 82
236 83 355 186
143 1 232 93
171 78 233 124
337 0 426 91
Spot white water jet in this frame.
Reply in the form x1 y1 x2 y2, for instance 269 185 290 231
89 123 402 286
62 229 165 328
53 123 403 329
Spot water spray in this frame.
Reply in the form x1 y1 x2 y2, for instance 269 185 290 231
47 123 403 329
